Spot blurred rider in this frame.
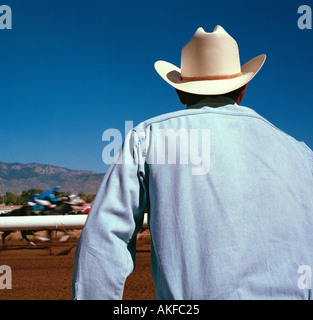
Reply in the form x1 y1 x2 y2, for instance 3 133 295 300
37 186 62 205
31 186 62 214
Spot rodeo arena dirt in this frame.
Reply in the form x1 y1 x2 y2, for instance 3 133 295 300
0 204 155 300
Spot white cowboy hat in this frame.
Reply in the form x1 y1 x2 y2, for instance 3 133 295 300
154 26 266 95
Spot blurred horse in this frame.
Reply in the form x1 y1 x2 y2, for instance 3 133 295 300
0 195 85 246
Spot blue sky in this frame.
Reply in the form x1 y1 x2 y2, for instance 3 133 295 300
0 0 312 173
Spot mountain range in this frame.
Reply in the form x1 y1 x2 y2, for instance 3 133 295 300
0 161 105 194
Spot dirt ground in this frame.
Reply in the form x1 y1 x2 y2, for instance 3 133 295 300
0 228 155 300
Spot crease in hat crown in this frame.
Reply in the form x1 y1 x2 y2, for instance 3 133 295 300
180 25 242 80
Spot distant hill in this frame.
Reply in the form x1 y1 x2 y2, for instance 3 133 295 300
0 161 105 194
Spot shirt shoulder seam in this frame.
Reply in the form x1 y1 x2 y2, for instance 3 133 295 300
132 108 287 137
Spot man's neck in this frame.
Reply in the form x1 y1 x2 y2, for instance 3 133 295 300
186 96 236 109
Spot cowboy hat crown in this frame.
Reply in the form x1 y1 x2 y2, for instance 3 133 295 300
155 26 266 95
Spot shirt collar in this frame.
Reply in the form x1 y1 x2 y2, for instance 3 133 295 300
187 96 237 109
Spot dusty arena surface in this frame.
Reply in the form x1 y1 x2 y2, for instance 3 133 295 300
0 228 155 300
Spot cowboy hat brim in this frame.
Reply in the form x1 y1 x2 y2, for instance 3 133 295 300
154 54 266 95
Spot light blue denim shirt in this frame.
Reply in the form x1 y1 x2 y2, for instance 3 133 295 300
72 97 313 300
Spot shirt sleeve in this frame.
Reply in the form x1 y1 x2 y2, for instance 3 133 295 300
48 193 61 203
72 129 148 300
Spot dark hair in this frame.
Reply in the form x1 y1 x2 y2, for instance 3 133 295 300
176 84 247 106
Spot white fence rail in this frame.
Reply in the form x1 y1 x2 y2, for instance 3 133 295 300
0 213 148 231
0 215 87 231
